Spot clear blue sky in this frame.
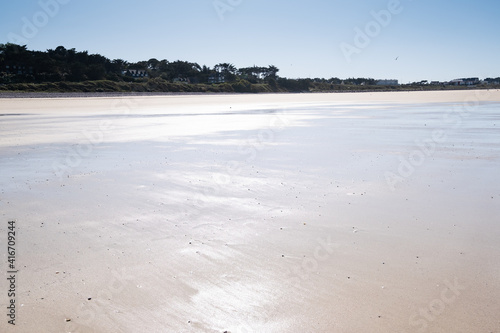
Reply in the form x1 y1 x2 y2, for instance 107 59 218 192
1 0 499 83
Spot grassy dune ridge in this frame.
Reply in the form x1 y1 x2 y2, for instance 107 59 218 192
1 78 498 94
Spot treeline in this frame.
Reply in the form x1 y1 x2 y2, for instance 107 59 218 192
0 43 383 93
1 44 498 93
0 44 279 87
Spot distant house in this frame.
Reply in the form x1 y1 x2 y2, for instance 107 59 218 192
449 78 479 86
464 78 480 86
122 69 148 78
483 79 499 85
4 64 33 75
173 77 190 84
376 79 399 86
449 79 464 86
208 73 225 84
430 81 442 85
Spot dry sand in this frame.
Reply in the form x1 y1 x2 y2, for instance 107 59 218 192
1 90 499 332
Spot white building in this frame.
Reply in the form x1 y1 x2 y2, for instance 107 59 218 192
449 78 479 86
376 79 399 86
208 73 225 84
122 69 148 78
449 79 464 86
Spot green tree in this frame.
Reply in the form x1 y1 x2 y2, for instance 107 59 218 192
147 58 160 70
87 64 106 80
69 63 86 81
214 63 237 81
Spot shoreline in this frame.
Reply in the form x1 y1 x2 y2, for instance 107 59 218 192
0 88 499 100
1 86 499 99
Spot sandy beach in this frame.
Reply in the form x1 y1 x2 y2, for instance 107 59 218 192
1 90 499 332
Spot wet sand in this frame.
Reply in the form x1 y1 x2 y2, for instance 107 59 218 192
1 91 499 332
